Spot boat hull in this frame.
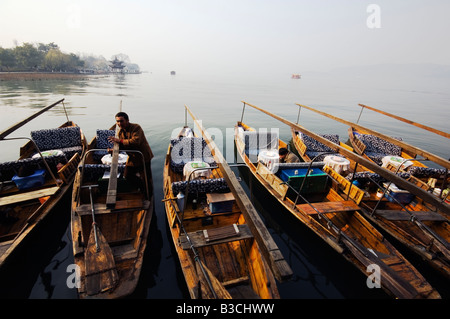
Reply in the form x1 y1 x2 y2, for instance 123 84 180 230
0 121 86 269
163 126 280 299
236 121 441 299
70 129 153 299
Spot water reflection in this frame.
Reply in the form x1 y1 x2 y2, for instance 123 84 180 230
113 73 128 94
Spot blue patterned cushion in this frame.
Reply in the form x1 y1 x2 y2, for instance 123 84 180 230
170 137 217 173
172 178 230 195
31 126 81 152
243 131 279 158
60 146 83 160
346 171 385 184
0 154 67 181
345 171 410 184
301 133 339 152
93 130 116 161
357 134 402 156
364 151 388 165
408 166 446 178
96 130 115 149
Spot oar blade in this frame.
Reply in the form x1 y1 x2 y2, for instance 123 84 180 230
196 260 232 299
84 227 119 296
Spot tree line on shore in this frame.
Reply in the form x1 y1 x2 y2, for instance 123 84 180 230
0 42 139 73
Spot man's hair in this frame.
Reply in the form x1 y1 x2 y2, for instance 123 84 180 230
279 147 288 156
115 112 129 121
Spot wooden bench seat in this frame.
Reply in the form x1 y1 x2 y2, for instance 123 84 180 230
296 200 360 215
178 224 253 249
75 199 149 216
0 186 59 207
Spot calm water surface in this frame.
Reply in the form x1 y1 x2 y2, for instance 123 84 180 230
0 71 448 299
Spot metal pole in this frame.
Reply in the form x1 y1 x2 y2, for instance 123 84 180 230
356 104 365 124
240 102 246 123
62 101 70 123
296 104 302 124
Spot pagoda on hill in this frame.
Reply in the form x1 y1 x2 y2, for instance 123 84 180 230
109 57 126 73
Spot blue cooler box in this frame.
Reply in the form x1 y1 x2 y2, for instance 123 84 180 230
383 183 414 204
280 168 328 193
12 169 46 190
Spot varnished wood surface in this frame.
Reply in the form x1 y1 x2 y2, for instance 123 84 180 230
235 120 442 299
71 129 153 299
0 120 87 269
163 125 280 299
290 119 450 281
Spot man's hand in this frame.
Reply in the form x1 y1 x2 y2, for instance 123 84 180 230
108 136 121 144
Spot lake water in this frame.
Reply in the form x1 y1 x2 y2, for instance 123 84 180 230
0 71 449 300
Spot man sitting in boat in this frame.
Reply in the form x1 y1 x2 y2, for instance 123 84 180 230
108 112 154 194
279 147 300 163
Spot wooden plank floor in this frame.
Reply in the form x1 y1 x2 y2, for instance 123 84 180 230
198 242 244 284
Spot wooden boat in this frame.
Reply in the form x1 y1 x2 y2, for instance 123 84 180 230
294 102 450 247
292 103 449 215
0 99 87 269
235 112 441 298
346 123 449 199
291 127 450 280
70 124 153 299
348 125 425 167
163 121 282 299
295 102 450 170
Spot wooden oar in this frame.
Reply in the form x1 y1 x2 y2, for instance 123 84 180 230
196 260 232 299
165 197 222 298
340 236 419 299
0 98 65 140
291 184 421 298
84 185 118 296
106 101 122 208
358 103 450 139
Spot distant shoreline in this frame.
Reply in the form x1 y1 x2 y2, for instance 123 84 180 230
0 72 108 81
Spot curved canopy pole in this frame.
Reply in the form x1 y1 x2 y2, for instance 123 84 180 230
357 103 450 139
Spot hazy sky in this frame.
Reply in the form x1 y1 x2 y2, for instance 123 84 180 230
1 0 449 75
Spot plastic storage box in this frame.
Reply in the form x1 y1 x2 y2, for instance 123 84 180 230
280 168 328 193
383 183 414 204
12 169 46 190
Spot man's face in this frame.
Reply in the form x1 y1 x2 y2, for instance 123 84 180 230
115 116 129 129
